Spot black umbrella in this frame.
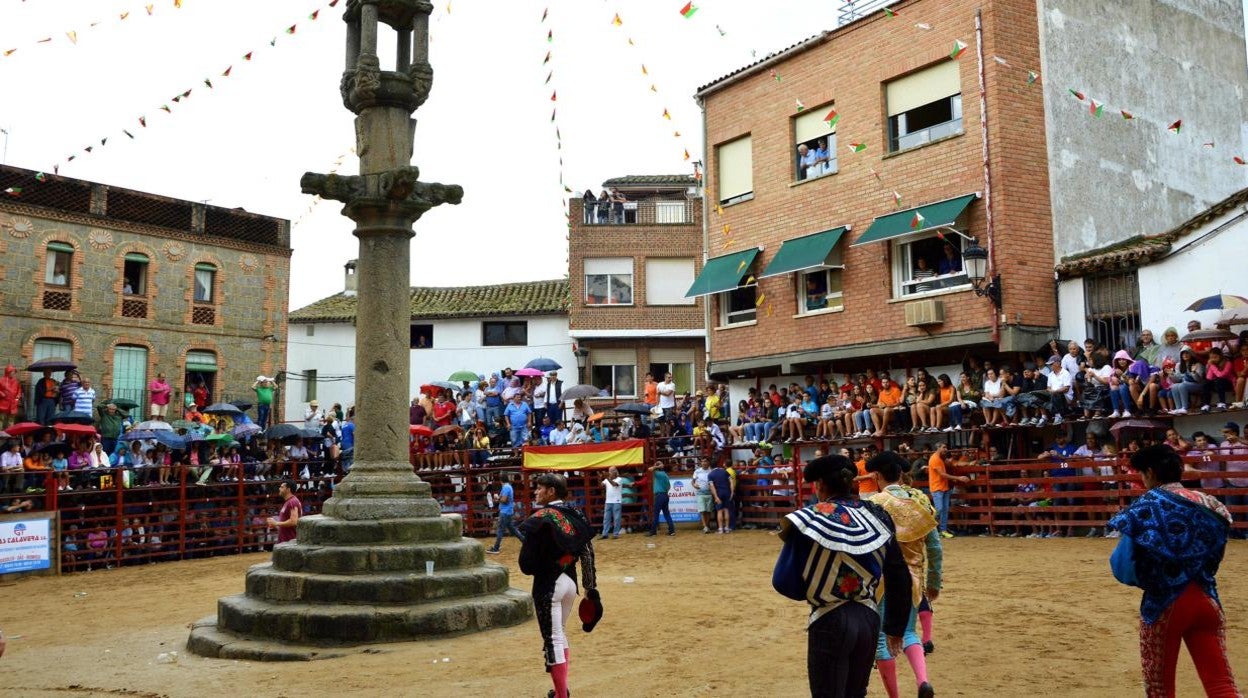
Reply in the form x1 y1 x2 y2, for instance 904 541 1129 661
300 428 323 440
203 402 243 416
26 357 76 372
34 441 71 456
613 402 656 415
264 423 302 440
524 357 563 372
229 400 254 412
52 410 94 425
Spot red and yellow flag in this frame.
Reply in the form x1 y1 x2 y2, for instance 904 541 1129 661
523 439 647 471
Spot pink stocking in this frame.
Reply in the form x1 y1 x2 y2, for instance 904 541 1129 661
904 643 930 686
919 609 933 644
876 657 900 698
550 648 570 698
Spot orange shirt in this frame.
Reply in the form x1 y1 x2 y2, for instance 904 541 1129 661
939 386 955 404
856 458 878 494
927 452 949 492
877 386 903 407
644 381 658 405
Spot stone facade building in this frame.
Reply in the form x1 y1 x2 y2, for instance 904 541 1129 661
0 164 291 415
568 175 706 401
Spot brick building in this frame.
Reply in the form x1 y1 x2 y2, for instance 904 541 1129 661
0 164 290 415
568 175 706 402
694 0 1064 393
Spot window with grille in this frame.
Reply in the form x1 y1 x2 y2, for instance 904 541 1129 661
1084 272 1141 354
44 243 72 286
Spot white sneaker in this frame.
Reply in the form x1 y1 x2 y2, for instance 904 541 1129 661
1202 405 1211 413
942 426 954 432
1218 403 1228 410
954 424 962 431
1122 410 1132 418
1053 415 1063 425
1109 411 1121 419
1171 408 1188 415
1036 416 1047 427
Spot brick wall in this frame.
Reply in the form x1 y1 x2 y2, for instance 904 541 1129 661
699 0 1056 367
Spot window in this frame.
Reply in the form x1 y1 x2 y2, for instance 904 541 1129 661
32 339 73 381
305 324 316 337
892 233 969 298
799 268 844 314
111 345 148 404
122 254 148 295
645 258 696 306
303 369 318 402
584 258 634 305
1084 272 1141 353
193 263 216 303
649 349 695 395
185 350 217 403
45 243 72 286
793 107 838 181
483 321 527 346
410 323 434 348
591 349 637 397
719 285 757 326
716 135 753 205
886 61 963 152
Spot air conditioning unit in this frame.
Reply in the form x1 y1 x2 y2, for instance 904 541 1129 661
905 299 945 327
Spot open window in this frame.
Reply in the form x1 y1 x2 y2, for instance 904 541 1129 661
590 349 637 398
410 324 434 349
793 107 838 182
123 253 149 296
886 61 963 152
45 243 73 286
892 233 969 298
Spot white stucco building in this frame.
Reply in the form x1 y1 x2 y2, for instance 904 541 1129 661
283 261 574 418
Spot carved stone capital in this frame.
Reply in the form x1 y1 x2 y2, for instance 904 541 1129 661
301 168 462 215
407 61 433 109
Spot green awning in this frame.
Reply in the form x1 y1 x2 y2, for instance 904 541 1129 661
47 242 75 253
852 193 978 247
185 363 217 373
194 263 217 272
124 253 149 263
685 248 761 298
759 226 848 278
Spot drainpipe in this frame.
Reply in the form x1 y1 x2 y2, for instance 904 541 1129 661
696 94 712 381
975 11 999 345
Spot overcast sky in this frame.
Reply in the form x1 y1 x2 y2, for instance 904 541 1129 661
3 1 1247 309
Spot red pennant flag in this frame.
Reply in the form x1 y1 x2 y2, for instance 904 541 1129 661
1168 119 1182 134
182 89 192 98
329 0 340 6
1120 110 1134 120
286 24 297 35
243 51 253 60
1234 157 1246 165
910 212 926 229
35 172 47 182
84 146 93 153
222 65 233 77
550 90 557 101
310 10 320 20
3 187 21 197
139 116 147 127
172 96 181 103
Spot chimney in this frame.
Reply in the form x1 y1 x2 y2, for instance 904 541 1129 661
344 259 358 296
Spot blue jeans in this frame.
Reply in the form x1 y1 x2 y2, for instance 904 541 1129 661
649 492 674 534
949 403 963 427
492 512 524 550
602 502 622 536
855 411 872 432
931 489 951 532
1109 385 1131 412
1171 381 1197 410
875 600 921 660
509 427 527 446
485 403 503 427
340 448 354 472
257 404 271 429
36 398 57 426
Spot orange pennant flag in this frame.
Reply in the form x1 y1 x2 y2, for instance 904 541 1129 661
174 0 183 7
146 4 154 15
2 49 15 57
612 13 622 26
120 12 129 20
683 148 690 161
662 108 671 120
66 31 78 44
641 64 648 75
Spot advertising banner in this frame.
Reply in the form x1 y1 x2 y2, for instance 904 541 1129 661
0 517 53 574
666 477 701 523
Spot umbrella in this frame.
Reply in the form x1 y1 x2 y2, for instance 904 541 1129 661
103 398 139 410
1110 419 1169 436
186 431 210 443
613 402 655 415
34 441 72 455
264 423 302 440
448 370 479 382
1180 328 1236 344
232 423 262 439
132 420 174 432
54 423 97 436
433 424 463 437
26 357 76 372
429 380 461 392
205 433 237 444
300 428 322 440
52 411 94 425
203 402 243 416
120 430 159 442
515 367 544 378
230 400 255 412
587 413 604 422
410 424 433 437
561 384 601 402
6 422 47 436
1185 294 1248 312
170 419 197 430
153 431 188 450
419 384 444 397
524 357 562 372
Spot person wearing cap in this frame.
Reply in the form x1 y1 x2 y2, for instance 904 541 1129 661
303 399 323 431
252 375 275 429
1037 355 1072 427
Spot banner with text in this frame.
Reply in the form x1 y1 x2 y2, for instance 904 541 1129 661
0 517 53 574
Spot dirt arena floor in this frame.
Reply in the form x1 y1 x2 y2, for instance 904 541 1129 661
2 530 1246 697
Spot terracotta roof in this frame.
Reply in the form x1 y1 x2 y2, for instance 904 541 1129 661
289 279 570 323
601 175 696 188
1056 186 1248 278
695 32 828 97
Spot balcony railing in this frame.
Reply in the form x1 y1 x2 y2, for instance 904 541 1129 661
579 199 697 226
836 0 902 26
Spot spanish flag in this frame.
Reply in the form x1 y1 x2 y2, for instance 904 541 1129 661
523 439 647 471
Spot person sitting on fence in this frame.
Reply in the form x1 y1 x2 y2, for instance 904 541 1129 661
1108 444 1239 697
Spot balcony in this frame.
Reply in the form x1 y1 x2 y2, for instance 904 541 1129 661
579 199 697 226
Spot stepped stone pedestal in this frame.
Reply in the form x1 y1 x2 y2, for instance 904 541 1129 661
187 0 532 661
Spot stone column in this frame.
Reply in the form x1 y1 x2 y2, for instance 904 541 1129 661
396 28 412 71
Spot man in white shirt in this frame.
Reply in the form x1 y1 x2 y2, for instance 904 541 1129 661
549 421 571 446
691 458 713 533
1039 355 1073 427
600 466 623 539
532 379 548 426
657 372 678 437
72 378 96 414
1 442 23 494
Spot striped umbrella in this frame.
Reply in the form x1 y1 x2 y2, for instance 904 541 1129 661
1185 294 1248 312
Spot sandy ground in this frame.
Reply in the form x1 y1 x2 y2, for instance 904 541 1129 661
1 530 1246 697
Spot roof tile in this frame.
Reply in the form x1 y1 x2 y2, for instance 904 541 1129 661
289 279 570 323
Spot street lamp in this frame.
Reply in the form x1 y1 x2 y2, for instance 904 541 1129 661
962 240 1002 308
574 345 590 384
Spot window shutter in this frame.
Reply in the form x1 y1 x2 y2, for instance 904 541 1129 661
887 61 961 117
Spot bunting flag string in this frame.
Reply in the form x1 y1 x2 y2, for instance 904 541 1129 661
293 147 355 228
538 7 574 212
606 9 695 166
2 0 188 62
40 0 340 176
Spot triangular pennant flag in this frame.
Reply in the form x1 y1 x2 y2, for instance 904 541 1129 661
893 191 903 207
755 293 766 307
145 4 154 15
37 38 52 44
172 95 182 103
204 78 213 88
1027 71 1038 84
628 37 635 46
545 71 552 84
717 25 726 36
767 303 774 317
139 116 147 127
243 51 253 60
869 168 881 181
563 185 572 193
550 90 557 101
120 12 129 20
3 49 15 57
543 51 551 64
883 7 898 17
551 108 556 122
84 146 93 153
1234 157 1246 165
1089 100 1103 118
915 23 932 30
650 84 657 92
745 275 756 285
286 25 297 35
950 40 968 59
1068 88 1085 101
680 2 698 18
182 89 192 98
547 29 553 42
911 212 926 229
310 10 320 20
66 31 78 45
329 0 340 6
1120 109 1133 120
849 143 867 153
160 104 171 112
795 99 805 112
722 224 730 234
641 64 648 75
770 69 781 82
612 13 622 26
222 65 233 77
270 37 276 46
683 148 691 161
542 7 548 22
736 259 748 273
123 130 134 139
1168 120 1182 134
100 137 107 146
662 108 671 120
35 172 47 182
993 56 1008 66
174 0 183 7
824 108 840 127
67 155 76 162
3 187 21 196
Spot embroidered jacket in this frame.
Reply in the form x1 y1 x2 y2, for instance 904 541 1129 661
519 501 598 665
870 484 942 604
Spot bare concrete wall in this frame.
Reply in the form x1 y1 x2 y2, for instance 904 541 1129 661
1038 0 1248 258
